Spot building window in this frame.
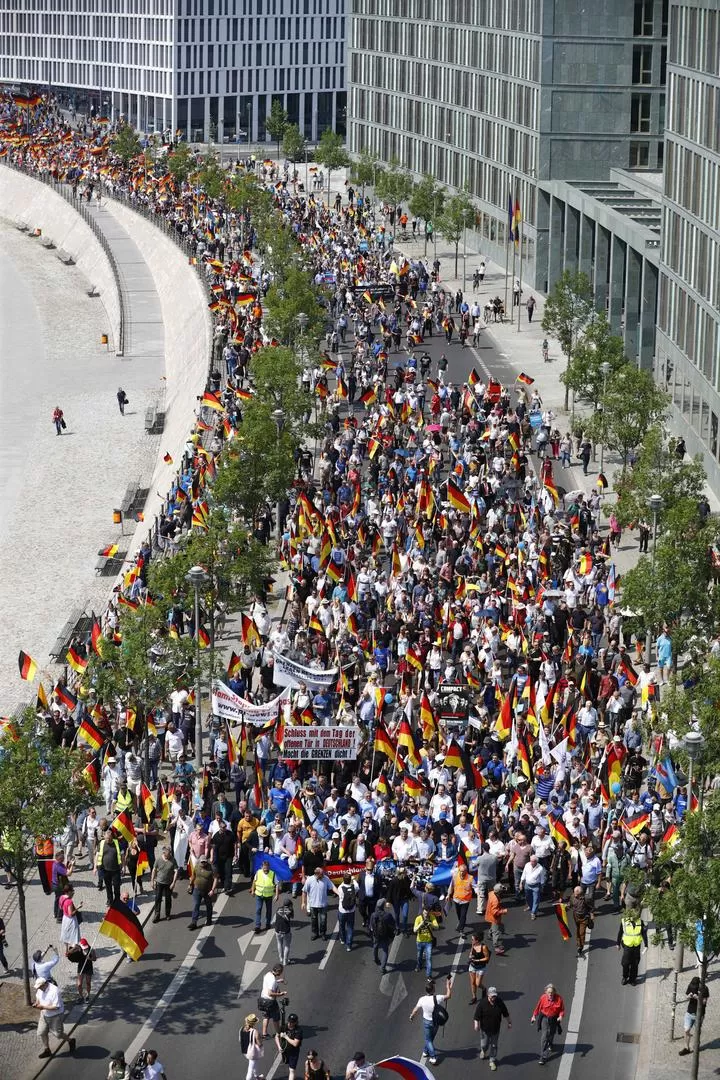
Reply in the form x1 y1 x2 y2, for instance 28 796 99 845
634 0 654 36
629 141 650 168
632 44 653 84
630 93 651 132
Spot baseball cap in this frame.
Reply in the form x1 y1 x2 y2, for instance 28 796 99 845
487 986 498 996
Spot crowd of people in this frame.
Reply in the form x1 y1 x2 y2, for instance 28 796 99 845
0 92 698 1074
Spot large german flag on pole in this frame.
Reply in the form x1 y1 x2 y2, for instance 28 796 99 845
112 810 137 844
18 650 38 682
554 901 571 941
99 899 148 961
447 478 471 514
78 717 104 751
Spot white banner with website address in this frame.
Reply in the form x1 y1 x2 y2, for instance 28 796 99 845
271 651 338 691
211 679 288 726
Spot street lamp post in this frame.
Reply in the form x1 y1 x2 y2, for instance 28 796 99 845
186 565 210 774
645 493 664 665
599 360 611 478
462 207 472 292
272 407 286 544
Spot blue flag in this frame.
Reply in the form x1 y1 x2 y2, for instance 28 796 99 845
252 850 293 882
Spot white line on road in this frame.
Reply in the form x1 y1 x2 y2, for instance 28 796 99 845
380 931 406 996
124 892 229 1063
265 1049 283 1080
556 927 592 1080
318 923 339 970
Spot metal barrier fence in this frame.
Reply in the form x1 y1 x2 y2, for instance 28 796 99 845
1 160 126 356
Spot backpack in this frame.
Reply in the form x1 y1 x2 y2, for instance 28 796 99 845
239 1027 251 1053
275 906 292 935
432 995 449 1028
341 884 357 910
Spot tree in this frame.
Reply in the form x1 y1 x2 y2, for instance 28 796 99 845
614 426 707 528
193 153 227 202
0 712 90 1003
541 271 595 409
266 100 289 156
619 501 720 656
651 661 720 777
350 149 383 202
314 130 351 206
584 365 669 473
561 311 627 409
646 793 720 1080
112 122 143 166
374 160 414 212
263 267 325 348
282 123 307 165
168 142 195 185
409 175 445 255
438 192 474 277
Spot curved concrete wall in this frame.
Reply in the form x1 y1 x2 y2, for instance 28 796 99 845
0 165 121 350
103 198 212 533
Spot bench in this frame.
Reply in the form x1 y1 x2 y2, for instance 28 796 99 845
14 220 29 232
145 404 165 434
49 605 86 661
56 249 74 265
41 237 56 250
121 484 150 521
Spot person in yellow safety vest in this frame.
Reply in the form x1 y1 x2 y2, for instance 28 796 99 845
251 857 279 933
114 780 134 817
616 908 648 985
449 862 474 937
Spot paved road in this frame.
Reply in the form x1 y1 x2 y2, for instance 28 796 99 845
38 324 644 1080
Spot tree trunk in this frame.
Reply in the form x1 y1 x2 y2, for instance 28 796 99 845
564 367 570 410
17 871 31 1006
691 952 708 1080
454 242 459 278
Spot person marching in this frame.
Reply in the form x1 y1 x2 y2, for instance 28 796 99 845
617 908 648 985
467 931 491 1004
530 983 565 1065
474 986 511 1071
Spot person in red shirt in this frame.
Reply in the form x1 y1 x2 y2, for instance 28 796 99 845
530 983 565 1065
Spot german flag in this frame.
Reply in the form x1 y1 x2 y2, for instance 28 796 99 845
549 816 571 848
163 451 174 464
447 478 471 514
443 739 464 771
517 730 534 781
201 390 224 412
157 781 170 822
66 647 88 675
346 572 358 603
325 559 343 584
197 626 210 650
82 757 100 792
99 899 148 961
597 472 608 490
320 354 338 372
236 292 256 306
118 595 139 610
494 543 508 561
374 723 398 761
78 717 104 751
253 760 265 810
241 613 262 648
405 646 424 672
622 811 650 838
91 620 104 657
495 682 515 741
396 718 421 767
140 782 155 821
308 613 325 636
662 822 680 849
54 684 78 711
227 651 241 678
36 682 48 711
544 475 559 505
359 387 377 407
554 901 571 941
420 693 436 740
346 613 359 638
618 656 638 687
98 544 118 558
376 770 390 797
516 372 534 386
35 839 54 895
336 376 348 400
18 650 38 682
112 810 136 844
578 552 593 576
362 290 373 304
288 795 311 827
403 772 425 798
135 849 150 878
468 367 481 387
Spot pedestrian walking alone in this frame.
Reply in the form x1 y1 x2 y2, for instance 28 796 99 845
151 845 178 922
530 983 565 1064
117 387 128 415
409 974 453 1067
474 986 511 1071
617 908 647 985
485 883 508 955
526 295 536 322
572 885 592 957
52 405 65 435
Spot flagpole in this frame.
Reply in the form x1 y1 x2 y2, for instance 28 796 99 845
510 238 517 326
516 215 524 335
503 231 510 319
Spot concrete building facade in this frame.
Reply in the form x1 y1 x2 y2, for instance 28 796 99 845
0 0 346 144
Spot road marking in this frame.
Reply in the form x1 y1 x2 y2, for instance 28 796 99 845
380 932 407 1009
266 1049 283 1080
318 923 339 970
556 927 592 1080
238 927 274 962
388 973 408 1014
238 958 267 994
450 934 466 979
124 892 229 1063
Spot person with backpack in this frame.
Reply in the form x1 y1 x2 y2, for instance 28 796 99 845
369 899 396 973
274 897 294 965
337 873 358 952
409 975 453 1066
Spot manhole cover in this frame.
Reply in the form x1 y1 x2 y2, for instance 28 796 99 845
616 1033 641 1043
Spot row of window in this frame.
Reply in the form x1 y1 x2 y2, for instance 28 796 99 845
664 138 720 232
668 1 720 77
659 276 719 389
0 36 173 70
349 51 538 131
349 117 538 227
0 0 173 11
179 59 341 97
351 17 539 79
0 57 172 94
178 13 343 41
663 204 720 312
667 71 720 156
0 13 172 37
349 0 539 33
663 348 720 460
178 36 342 71
179 0 342 14
633 0 668 37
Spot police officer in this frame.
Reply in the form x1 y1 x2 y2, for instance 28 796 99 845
616 908 648 984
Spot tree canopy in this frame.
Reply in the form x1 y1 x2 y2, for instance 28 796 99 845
438 192 474 276
541 271 595 409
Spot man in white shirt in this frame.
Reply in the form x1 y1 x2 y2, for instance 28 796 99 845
142 1050 168 1080
392 825 419 863
429 784 453 822
519 855 547 918
409 974 454 1065
33 976 74 1057
165 723 185 764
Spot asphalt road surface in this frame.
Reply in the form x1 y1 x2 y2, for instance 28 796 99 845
39 296 645 1080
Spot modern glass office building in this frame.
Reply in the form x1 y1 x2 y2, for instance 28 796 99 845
0 0 346 144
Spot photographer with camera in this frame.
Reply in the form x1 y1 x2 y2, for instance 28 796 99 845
276 1011 303 1080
